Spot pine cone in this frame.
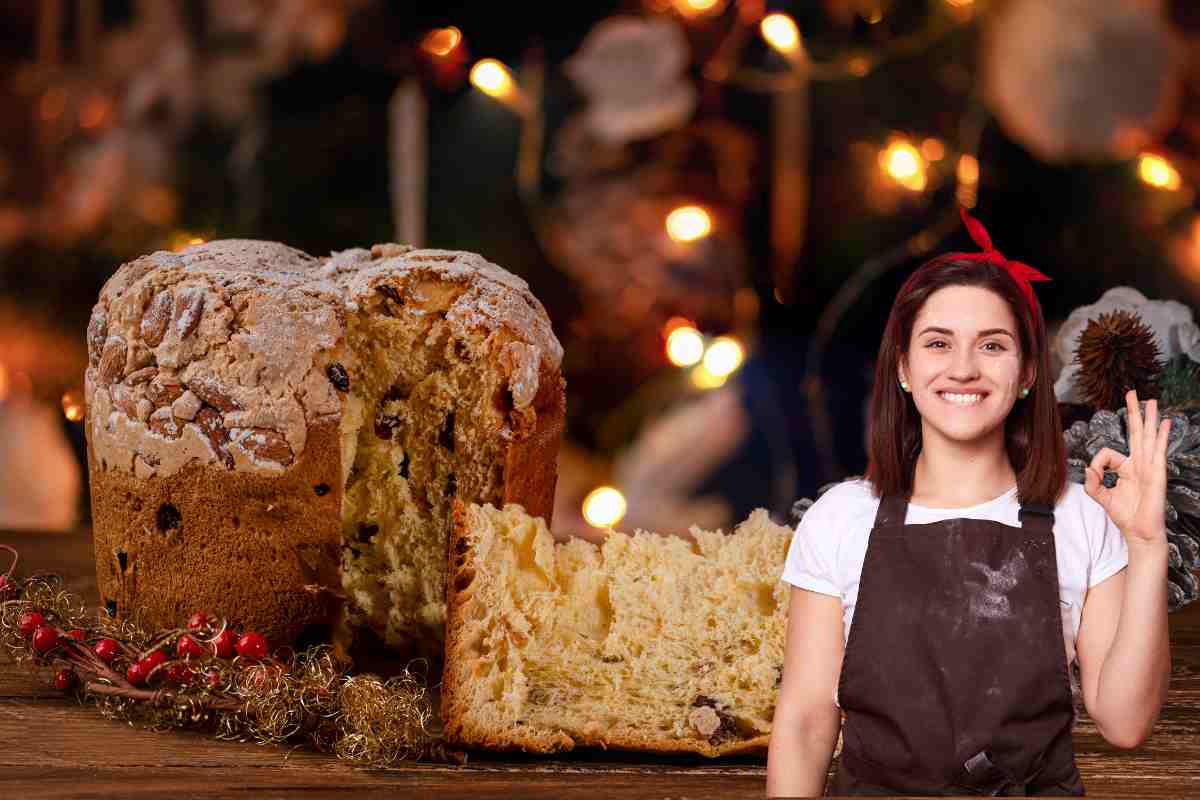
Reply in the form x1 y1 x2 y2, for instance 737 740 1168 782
1062 405 1200 612
1073 310 1164 411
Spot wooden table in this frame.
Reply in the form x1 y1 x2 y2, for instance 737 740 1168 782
2 527 1198 799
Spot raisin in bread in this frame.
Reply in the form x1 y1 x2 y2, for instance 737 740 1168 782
441 500 791 757
84 240 564 662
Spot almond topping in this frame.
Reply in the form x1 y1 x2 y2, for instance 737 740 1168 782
140 290 172 347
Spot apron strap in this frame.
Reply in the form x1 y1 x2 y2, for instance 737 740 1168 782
874 491 910 528
1018 501 1055 534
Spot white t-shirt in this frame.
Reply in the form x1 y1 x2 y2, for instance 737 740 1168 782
781 478 1129 708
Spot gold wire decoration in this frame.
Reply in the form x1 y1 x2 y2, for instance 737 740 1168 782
0 562 464 767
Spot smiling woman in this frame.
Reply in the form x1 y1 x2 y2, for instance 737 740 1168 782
768 209 1171 798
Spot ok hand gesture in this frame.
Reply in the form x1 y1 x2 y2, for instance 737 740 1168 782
1084 389 1170 544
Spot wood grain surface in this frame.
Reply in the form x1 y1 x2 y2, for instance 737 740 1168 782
1 527 1197 799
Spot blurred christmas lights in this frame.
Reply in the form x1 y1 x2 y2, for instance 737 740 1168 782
702 336 744 378
1138 153 1182 191
666 326 705 367
673 0 727 19
470 58 531 116
880 138 927 191
420 27 462 58
665 205 713 243
61 390 85 422
583 486 627 528
760 13 801 57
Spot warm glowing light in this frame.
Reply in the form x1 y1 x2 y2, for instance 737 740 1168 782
470 59 514 97
62 390 85 422
880 140 927 191
666 326 705 367
945 0 974 6
921 138 946 162
168 231 207 252
0 364 8 403
862 6 883 24
421 27 462 57
1138 153 1182 191
703 336 744 377
690 363 727 389
666 205 712 243
846 56 871 76
583 486 627 529
957 154 980 185
674 0 726 18
760 13 801 55
79 94 112 129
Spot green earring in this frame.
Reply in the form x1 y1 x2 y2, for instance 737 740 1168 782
1020 387 1030 398
900 380 910 392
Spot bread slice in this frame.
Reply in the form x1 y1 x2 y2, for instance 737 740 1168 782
85 241 564 663
441 500 792 756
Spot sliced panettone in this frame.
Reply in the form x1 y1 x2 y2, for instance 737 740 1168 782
441 500 792 757
84 240 564 663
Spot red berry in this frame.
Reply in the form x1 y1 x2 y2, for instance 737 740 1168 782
187 611 210 630
94 638 120 663
205 669 223 689
17 611 45 638
126 661 146 686
32 625 59 654
54 668 76 691
66 629 86 641
236 632 268 660
177 635 206 660
164 663 194 686
211 629 236 659
139 649 167 680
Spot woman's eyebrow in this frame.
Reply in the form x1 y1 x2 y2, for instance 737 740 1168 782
917 326 1015 339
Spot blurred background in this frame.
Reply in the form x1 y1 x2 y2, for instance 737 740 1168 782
4 0 1200 539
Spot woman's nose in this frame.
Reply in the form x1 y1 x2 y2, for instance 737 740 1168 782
950 347 979 378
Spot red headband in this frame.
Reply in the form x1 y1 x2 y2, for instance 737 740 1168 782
945 208 1052 314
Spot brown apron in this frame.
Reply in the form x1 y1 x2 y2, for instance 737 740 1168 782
830 490 1086 796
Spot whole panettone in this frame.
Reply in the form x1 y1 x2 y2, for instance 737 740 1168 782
83 240 564 662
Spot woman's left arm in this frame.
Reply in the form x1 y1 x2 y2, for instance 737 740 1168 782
1076 390 1173 749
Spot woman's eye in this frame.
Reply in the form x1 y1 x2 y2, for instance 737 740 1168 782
983 342 1005 352
927 340 947 349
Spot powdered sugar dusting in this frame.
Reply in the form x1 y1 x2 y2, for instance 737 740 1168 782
86 238 563 479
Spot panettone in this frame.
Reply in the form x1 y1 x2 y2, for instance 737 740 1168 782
441 500 792 756
83 240 564 662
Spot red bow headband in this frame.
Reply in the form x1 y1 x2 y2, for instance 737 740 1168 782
945 208 1052 314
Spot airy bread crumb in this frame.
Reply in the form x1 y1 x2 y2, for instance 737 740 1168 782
441 501 792 757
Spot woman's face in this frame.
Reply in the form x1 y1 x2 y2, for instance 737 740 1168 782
899 285 1033 447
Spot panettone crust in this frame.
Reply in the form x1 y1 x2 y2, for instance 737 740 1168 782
84 240 565 647
88 418 345 644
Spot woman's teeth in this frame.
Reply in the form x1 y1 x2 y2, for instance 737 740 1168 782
939 392 984 405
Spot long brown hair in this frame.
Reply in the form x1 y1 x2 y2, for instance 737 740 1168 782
862 256 1067 508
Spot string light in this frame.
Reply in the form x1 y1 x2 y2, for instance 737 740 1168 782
582 486 627 528
921 138 946 162
420 27 462 58
957 153 979 185
1138 153 1182 191
945 0 973 6
665 205 712 243
469 58 531 116
674 0 726 19
760 13 801 56
880 138 927 191
666 326 705 367
703 336 745 377
61 390 85 422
